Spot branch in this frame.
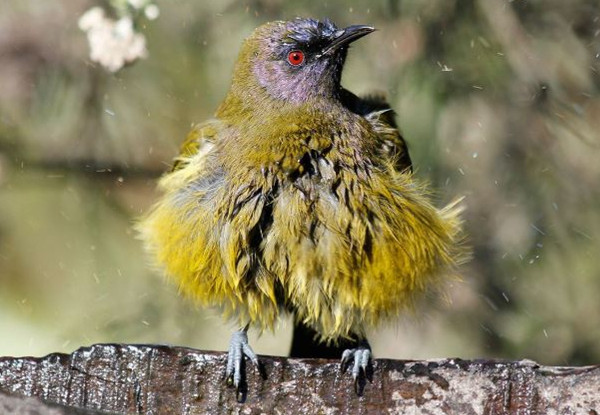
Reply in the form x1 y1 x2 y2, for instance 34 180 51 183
0 344 599 414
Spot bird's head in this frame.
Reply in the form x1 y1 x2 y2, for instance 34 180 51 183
226 18 374 107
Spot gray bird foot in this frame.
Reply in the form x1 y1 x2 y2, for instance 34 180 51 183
225 326 260 401
341 340 372 395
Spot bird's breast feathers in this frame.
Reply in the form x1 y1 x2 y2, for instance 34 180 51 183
140 117 464 340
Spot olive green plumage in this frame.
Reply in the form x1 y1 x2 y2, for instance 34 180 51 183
139 18 467 344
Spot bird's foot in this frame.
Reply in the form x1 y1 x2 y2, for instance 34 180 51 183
225 326 260 402
341 340 372 395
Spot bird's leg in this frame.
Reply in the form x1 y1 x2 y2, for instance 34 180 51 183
340 338 372 395
225 324 259 400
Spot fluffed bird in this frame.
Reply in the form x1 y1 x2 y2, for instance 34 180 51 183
139 17 466 397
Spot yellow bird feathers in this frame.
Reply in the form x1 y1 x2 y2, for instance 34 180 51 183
138 18 468 344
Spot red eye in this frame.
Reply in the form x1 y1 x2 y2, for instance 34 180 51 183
287 50 305 66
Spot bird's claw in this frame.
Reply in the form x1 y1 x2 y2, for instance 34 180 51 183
340 341 372 395
225 328 259 401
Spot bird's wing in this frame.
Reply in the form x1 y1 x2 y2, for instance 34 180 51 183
171 119 222 171
340 89 412 173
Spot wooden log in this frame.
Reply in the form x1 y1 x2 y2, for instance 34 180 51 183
0 344 599 414
0 388 115 414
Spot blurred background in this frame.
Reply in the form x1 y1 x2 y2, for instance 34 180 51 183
1 0 599 366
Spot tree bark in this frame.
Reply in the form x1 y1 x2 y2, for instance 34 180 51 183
0 343 599 414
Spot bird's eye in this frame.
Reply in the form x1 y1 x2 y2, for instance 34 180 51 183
287 50 305 66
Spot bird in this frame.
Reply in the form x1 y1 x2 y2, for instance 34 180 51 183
139 17 466 398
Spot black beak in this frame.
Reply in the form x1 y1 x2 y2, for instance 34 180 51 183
318 25 375 57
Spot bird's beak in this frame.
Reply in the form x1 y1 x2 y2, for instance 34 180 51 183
318 25 375 57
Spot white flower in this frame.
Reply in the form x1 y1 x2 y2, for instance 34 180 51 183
78 7 105 32
114 16 135 38
144 4 160 20
78 7 148 72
